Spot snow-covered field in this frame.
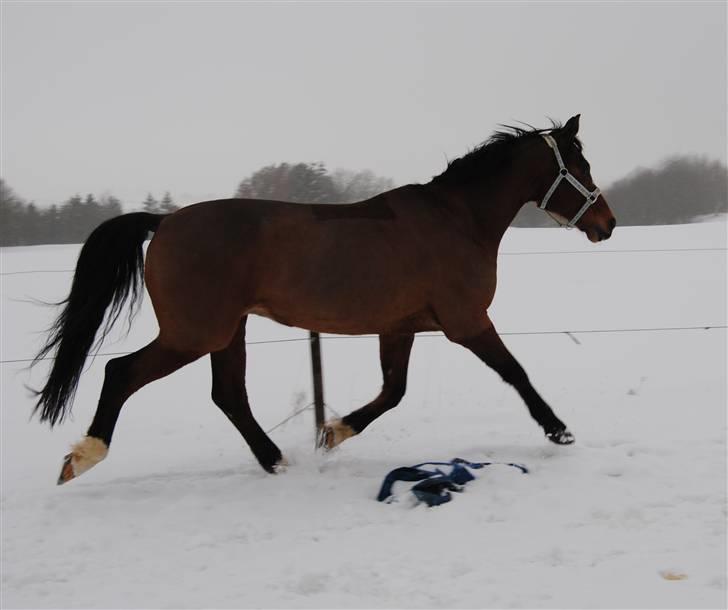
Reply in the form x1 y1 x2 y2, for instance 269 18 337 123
1 221 726 609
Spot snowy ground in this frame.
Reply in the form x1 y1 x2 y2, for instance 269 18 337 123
1 221 726 609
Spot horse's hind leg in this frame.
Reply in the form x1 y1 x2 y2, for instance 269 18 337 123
319 333 414 449
58 338 201 484
210 316 286 473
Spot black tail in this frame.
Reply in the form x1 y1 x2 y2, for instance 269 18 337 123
32 212 165 426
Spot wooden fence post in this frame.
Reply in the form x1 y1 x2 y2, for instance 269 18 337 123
309 331 325 432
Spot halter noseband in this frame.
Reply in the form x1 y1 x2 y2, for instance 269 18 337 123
539 134 601 228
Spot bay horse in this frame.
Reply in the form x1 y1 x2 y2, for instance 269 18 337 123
33 114 615 484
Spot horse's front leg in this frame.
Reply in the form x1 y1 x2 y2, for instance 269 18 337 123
319 333 415 450
448 317 574 445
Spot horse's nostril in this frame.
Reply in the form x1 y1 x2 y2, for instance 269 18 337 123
609 218 617 231
597 225 613 241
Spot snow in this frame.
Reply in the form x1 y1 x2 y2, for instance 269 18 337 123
1 221 726 609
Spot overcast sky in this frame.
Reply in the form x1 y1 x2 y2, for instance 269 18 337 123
2 1 726 208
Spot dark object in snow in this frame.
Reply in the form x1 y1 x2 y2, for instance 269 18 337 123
31 115 615 485
377 458 529 507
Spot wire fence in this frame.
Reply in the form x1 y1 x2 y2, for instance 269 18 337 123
1 324 726 365
1 245 726 277
1 243 726 364
4 325 725 435
2 245 726 433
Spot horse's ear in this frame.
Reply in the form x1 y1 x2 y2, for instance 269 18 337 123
561 114 581 142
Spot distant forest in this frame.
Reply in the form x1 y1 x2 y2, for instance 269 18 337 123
1 156 726 247
0 186 179 247
512 155 727 228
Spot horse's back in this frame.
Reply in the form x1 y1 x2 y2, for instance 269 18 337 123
143 190 449 339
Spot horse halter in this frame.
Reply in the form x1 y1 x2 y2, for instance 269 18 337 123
539 134 601 228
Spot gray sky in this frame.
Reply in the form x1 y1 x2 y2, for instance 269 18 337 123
2 1 726 208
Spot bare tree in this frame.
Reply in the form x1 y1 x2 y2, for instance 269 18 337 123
235 162 395 205
330 168 396 203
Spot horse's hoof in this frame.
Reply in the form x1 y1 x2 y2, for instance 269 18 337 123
260 453 288 474
57 454 76 485
317 419 356 451
271 456 289 474
56 436 108 485
546 428 575 445
316 425 333 450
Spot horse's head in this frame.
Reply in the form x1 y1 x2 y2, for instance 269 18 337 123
536 115 616 242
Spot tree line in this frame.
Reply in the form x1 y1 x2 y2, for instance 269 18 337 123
0 165 393 247
1 155 725 247
0 182 180 247
512 155 727 228
234 162 395 204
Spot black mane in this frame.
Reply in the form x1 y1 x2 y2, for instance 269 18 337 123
432 120 581 185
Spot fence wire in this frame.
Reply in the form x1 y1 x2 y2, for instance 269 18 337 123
2 245 726 277
2 324 726 365
3 248 726 432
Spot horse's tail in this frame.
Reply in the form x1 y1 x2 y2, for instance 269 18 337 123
32 212 166 426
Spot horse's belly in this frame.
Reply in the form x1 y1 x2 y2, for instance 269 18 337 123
247 300 438 335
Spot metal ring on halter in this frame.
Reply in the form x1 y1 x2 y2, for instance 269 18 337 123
539 134 601 228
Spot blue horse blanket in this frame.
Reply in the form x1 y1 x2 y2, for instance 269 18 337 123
377 458 529 507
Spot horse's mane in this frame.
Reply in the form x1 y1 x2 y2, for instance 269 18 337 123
432 119 582 185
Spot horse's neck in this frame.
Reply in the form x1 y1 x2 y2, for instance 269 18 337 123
478 184 529 243
431 177 532 251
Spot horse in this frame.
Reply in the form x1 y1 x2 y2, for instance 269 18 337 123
32 114 615 484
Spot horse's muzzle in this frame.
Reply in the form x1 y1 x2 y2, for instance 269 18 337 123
590 217 616 242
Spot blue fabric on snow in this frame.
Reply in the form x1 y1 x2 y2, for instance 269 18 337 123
377 458 528 507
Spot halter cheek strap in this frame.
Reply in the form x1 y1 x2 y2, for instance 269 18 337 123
539 134 601 228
